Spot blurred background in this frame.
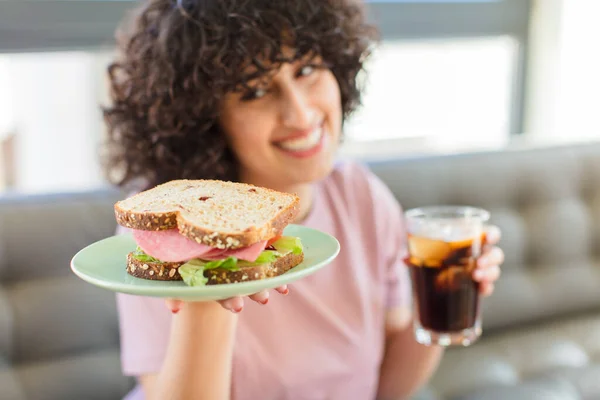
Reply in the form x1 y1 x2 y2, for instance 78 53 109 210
2 2 600 400
0 0 598 193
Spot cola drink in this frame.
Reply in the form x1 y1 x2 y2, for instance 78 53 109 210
405 206 490 346
405 234 484 332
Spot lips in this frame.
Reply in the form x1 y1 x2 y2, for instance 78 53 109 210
279 128 323 151
275 122 325 152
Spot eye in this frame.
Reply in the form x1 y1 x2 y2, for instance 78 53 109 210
241 87 267 101
297 65 315 77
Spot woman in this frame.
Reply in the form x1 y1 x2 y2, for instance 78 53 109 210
103 0 504 399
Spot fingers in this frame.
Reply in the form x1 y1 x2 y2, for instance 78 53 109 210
171 286 291 315
217 290 271 313
165 299 184 314
249 290 270 305
275 285 289 295
473 246 503 297
478 245 505 268
473 263 501 283
246 286 290 306
477 247 505 270
484 224 501 245
219 297 245 313
479 282 495 297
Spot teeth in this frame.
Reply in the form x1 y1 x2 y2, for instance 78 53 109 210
278 127 323 151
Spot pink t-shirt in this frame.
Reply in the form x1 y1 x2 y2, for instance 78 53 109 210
118 161 411 400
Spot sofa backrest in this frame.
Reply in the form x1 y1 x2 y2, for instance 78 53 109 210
2 141 600 399
369 142 600 332
0 189 134 400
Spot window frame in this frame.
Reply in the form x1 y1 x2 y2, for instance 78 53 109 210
0 0 532 134
365 0 532 135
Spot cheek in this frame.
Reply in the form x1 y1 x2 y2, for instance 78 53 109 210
223 110 273 151
220 109 280 174
315 73 342 127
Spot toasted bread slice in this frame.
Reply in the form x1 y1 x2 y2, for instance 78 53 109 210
125 252 304 284
126 253 183 280
114 179 299 249
205 252 304 284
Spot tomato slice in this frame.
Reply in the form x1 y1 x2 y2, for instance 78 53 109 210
267 235 282 247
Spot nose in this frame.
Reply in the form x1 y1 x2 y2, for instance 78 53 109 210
279 84 315 129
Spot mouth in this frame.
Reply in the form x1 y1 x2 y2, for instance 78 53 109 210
274 123 326 158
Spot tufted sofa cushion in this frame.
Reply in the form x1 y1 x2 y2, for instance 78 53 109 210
370 142 600 332
0 190 134 400
369 142 600 399
414 312 600 400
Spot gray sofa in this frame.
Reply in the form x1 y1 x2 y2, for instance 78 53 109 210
371 141 600 400
1 141 600 400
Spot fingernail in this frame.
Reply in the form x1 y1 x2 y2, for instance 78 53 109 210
232 306 243 313
171 307 180 314
260 298 269 305
282 288 289 295
473 269 484 280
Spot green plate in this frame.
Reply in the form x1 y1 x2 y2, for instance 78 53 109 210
70 225 340 301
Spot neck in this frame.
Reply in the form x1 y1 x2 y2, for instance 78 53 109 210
287 184 313 223
238 172 313 224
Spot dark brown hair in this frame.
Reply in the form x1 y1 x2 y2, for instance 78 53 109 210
102 0 377 190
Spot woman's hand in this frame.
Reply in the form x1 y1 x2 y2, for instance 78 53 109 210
473 225 504 297
165 285 289 314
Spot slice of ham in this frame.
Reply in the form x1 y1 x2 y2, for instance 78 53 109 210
132 229 268 263
201 240 268 262
200 247 229 259
133 229 214 262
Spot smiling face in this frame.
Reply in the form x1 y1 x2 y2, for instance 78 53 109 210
219 54 342 191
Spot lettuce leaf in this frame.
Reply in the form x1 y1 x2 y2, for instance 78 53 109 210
231 237 302 268
131 247 163 263
178 263 208 286
178 257 240 287
252 250 280 265
271 236 303 255
204 257 239 271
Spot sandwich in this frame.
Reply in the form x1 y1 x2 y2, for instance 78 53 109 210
113 179 304 286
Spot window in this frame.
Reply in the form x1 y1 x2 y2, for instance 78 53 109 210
341 0 531 156
0 50 113 193
524 0 600 141
344 36 516 146
0 0 532 192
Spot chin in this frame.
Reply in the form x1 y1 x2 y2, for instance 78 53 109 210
287 158 336 186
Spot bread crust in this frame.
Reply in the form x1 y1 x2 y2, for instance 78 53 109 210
125 251 304 284
114 179 299 249
126 253 183 280
205 252 304 284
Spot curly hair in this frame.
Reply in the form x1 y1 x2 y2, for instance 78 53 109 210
102 0 378 190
